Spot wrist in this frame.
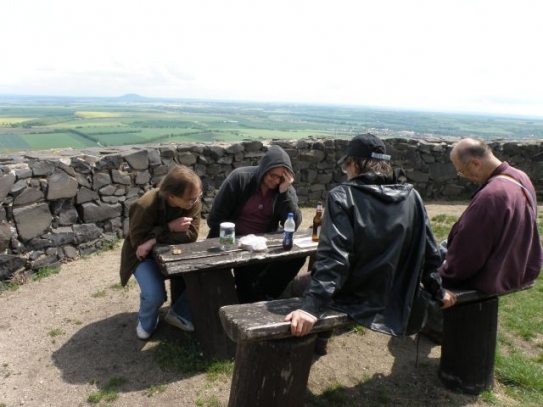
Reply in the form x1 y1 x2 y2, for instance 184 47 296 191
298 309 318 321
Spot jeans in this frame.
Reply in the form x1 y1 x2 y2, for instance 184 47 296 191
134 258 192 333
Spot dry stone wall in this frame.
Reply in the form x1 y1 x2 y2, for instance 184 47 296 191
0 136 542 280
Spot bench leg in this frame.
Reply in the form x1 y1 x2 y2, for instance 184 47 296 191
439 297 499 395
184 268 238 360
228 335 316 407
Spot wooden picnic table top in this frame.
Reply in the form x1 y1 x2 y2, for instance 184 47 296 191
153 228 317 277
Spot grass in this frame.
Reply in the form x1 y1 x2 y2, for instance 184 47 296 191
31 266 61 281
499 283 543 340
91 290 107 298
153 335 211 373
96 239 120 254
429 214 458 242
307 381 352 407
195 395 224 407
428 212 543 405
205 360 234 382
0 279 20 293
0 266 61 293
143 384 168 397
87 377 127 404
48 328 64 337
495 274 543 405
495 350 543 404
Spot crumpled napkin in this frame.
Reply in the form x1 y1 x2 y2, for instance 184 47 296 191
238 234 268 252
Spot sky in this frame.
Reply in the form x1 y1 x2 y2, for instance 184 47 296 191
2 0 543 117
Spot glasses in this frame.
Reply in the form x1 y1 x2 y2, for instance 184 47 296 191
456 160 472 177
186 191 203 206
267 172 284 182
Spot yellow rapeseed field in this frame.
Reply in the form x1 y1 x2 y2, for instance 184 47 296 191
74 111 122 118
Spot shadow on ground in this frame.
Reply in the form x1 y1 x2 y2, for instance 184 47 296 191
51 312 203 392
306 335 480 407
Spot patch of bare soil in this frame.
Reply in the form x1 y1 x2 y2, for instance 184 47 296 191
1 202 515 407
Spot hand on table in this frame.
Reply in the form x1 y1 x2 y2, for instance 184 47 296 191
285 309 318 337
136 238 156 260
441 289 457 309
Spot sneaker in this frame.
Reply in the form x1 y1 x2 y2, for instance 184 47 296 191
165 309 195 332
136 321 152 340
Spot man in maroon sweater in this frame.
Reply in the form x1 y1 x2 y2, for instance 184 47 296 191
422 138 542 344
440 138 542 293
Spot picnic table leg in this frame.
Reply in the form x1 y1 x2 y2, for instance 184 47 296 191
439 296 499 395
169 275 186 305
228 334 316 407
184 268 238 359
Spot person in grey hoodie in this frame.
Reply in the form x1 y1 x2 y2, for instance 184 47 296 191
207 145 305 303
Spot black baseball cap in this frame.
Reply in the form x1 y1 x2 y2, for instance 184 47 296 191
337 133 391 165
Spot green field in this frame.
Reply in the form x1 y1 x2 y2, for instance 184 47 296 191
1 95 542 154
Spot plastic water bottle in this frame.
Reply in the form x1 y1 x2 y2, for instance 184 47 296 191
282 212 295 251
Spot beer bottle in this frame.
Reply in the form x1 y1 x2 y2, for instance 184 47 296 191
312 202 323 242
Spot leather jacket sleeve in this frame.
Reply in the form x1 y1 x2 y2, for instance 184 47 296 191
301 191 352 317
420 209 446 302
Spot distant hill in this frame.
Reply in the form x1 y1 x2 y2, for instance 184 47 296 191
117 94 148 101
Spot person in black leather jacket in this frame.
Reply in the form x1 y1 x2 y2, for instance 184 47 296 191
286 134 457 340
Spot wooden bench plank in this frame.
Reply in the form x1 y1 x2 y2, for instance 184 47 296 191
450 282 534 303
220 284 536 344
219 298 353 343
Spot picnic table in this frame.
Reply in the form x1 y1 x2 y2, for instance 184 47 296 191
153 228 317 359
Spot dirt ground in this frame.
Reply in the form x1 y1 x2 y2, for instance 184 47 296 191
0 202 517 407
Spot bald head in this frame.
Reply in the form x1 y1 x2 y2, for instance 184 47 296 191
450 138 501 184
451 138 492 163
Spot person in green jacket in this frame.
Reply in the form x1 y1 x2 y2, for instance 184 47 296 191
120 165 202 340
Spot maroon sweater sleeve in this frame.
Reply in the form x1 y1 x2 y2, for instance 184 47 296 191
439 195 499 286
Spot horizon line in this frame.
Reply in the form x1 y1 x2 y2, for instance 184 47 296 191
1 92 543 121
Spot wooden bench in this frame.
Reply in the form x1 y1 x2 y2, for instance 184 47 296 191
219 284 534 407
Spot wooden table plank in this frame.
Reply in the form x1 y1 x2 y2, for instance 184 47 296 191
154 228 316 276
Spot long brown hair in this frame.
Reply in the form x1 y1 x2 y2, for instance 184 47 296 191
157 165 202 199
344 156 393 178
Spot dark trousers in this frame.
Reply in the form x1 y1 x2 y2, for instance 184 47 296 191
281 271 333 342
234 257 306 304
